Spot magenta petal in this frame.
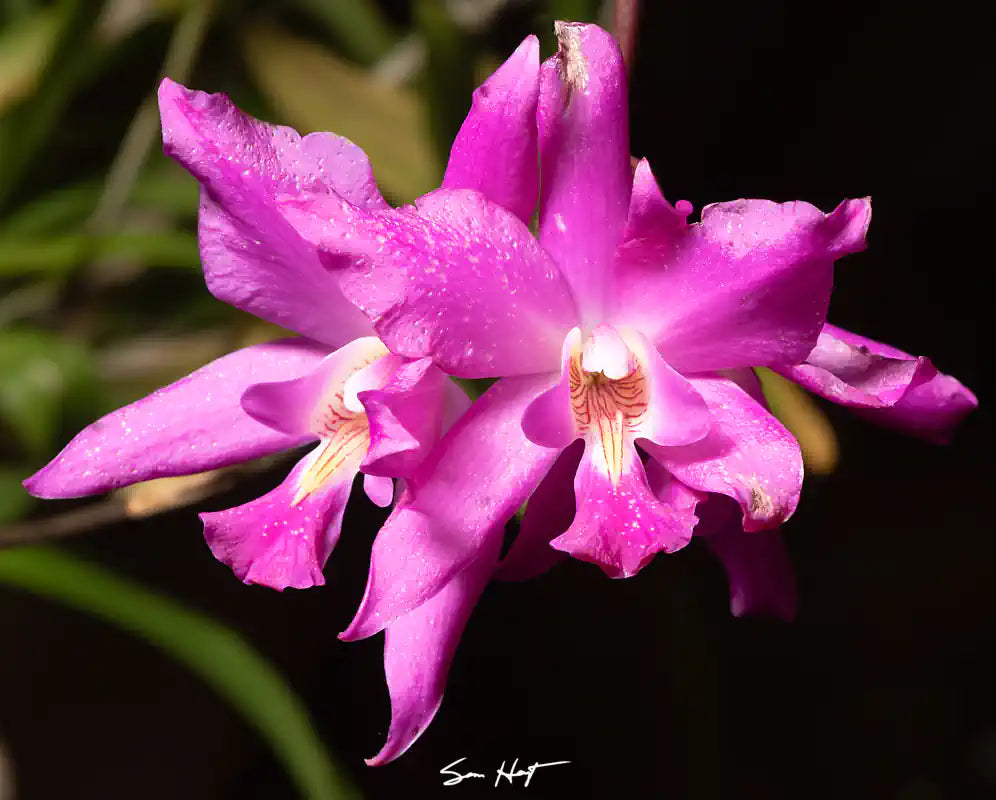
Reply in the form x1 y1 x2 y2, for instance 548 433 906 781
643 375 803 531
551 443 697 579
614 195 872 372
495 440 584 582
24 339 328 499
158 79 375 346
200 455 355 590
700 505 798 621
340 375 561 640
521 329 580 448
795 325 977 443
777 326 927 407
367 532 501 766
360 358 466 478
538 22 631 322
293 188 579 377
442 35 540 224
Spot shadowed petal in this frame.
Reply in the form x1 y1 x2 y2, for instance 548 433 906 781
200 453 355 590
551 442 697 579
538 22 631 323
24 339 328 499
642 374 803 531
367 531 501 766
158 78 376 346
647 464 796 619
361 358 470 478
288 188 579 377
442 35 540 223
787 324 977 443
613 190 872 372
340 375 561 641
495 440 583 581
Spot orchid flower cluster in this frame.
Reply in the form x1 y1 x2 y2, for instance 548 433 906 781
25 22 976 764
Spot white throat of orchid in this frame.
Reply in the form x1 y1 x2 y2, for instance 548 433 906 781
293 338 391 505
569 326 650 487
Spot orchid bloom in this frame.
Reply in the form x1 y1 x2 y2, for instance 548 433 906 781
23 79 469 591
266 22 975 761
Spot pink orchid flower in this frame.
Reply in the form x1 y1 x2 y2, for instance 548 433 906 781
23 79 470 591
270 22 974 761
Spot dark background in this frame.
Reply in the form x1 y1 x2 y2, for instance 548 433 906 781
0 1 992 798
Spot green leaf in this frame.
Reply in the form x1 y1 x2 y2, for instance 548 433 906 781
414 0 475 168
0 6 59 113
0 467 35 523
0 547 360 800
241 25 439 203
292 0 395 65
0 329 102 457
0 230 200 276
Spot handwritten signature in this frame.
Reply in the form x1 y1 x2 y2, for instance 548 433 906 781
440 757 570 788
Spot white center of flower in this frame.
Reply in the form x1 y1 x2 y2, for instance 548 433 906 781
569 326 649 487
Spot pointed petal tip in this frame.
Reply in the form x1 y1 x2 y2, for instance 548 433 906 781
827 196 873 257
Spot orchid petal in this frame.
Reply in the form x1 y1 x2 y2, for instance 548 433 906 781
367 531 501 766
289 188 578 377
360 358 467 478
200 453 356 590
158 78 375 346
613 187 872 372
786 324 977 443
643 375 803 531
364 474 395 508
521 328 580 448
240 337 388 438
340 375 560 640
538 22 631 323
777 325 927 407
625 329 711 447
647 464 796 619
551 442 697 579
442 35 540 223
24 339 328 499
495 440 583 582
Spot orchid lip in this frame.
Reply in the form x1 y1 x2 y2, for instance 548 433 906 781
293 338 389 504
569 325 649 486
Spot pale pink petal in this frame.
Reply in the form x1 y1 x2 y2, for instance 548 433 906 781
158 78 376 346
441 35 540 223
625 329 711 447
538 22 631 323
777 326 926 407
551 443 697 579
360 358 466 478
792 325 978 443
364 474 394 508
200 454 355 590
24 339 328 499
287 188 579 377
367 531 501 765
642 375 803 532
340 375 561 641
613 193 872 372
495 440 583 582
